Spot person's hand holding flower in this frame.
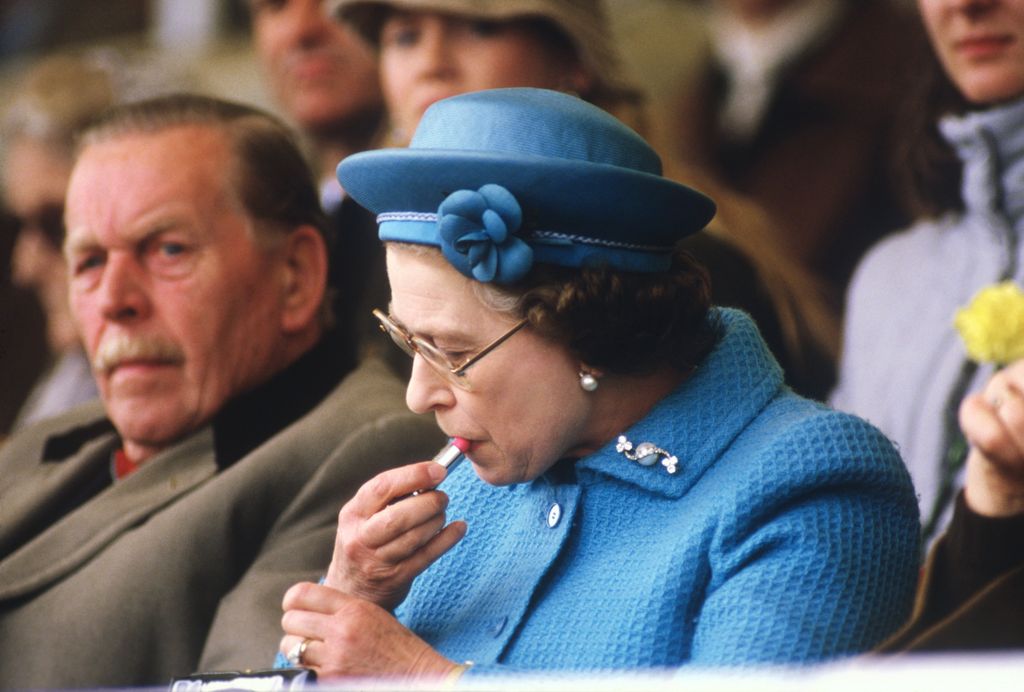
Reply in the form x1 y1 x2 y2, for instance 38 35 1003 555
956 282 1024 516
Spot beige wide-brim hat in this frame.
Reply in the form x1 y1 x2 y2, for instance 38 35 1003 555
328 0 641 106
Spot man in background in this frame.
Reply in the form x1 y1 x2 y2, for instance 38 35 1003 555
1 54 119 433
672 0 919 309
249 0 390 358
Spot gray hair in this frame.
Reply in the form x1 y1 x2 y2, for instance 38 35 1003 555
3 49 188 156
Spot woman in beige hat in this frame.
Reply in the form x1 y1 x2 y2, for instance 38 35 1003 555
329 0 839 400
330 0 642 143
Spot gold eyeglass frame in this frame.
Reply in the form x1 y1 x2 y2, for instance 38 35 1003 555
372 308 528 389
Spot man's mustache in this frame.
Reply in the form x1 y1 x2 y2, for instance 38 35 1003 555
92 334 185 373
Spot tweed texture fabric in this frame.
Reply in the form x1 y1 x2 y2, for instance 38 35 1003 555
397 309 920 673
832 96 1024 541
0 357 444 688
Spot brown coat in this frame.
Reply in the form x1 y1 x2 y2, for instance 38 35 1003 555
671 1 920 303
0 357 444 688
889 564 1024 651
880 500 1024 652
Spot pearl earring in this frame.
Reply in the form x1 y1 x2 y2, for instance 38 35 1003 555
578 371 599 392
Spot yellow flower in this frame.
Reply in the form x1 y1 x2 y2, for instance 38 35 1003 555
954 281 1024 365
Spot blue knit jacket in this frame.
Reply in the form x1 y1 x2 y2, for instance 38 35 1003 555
397 309 920 675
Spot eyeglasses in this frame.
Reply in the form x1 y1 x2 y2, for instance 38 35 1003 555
373 308 527 390
8 203 65 250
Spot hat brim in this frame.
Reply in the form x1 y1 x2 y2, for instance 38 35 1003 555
338 148 716 248
330 0 643 114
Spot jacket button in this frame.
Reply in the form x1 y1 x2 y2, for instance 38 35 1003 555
547 503 561 527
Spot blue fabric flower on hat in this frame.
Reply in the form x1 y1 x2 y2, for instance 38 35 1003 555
438 184 533 284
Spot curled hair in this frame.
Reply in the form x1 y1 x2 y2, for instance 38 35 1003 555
472 246 715 376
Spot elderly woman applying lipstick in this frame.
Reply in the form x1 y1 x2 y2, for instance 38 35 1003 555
278 88 920 681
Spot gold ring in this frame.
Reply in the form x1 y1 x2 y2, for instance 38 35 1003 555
286 637 312 666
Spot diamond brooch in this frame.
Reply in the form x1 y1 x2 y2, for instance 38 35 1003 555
615 435 679 474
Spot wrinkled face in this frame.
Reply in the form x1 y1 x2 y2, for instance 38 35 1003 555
919 0 1024 104
65 125 292 459
251 0 381 133
3 137 71 296
386 245 596 486
380 10 587 142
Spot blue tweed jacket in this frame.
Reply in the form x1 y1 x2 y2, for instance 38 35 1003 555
397 309 920 674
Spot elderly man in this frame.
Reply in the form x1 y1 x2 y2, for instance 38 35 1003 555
248 0 391 362
0 94 443 689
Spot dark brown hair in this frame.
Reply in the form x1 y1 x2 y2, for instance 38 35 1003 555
893 19 969 219
474 245 715 376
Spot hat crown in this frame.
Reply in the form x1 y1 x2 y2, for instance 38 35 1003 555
409 88 662 175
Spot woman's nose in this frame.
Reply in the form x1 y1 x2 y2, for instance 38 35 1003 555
412 20 456 80
405 354 457 414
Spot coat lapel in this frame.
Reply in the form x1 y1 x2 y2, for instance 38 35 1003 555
0 427 217 601
0 428 117 558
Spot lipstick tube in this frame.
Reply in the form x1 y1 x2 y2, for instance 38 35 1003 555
407 437 470 498
432 436 470 470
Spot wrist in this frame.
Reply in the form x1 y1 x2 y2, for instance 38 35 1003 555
965 451 1024 517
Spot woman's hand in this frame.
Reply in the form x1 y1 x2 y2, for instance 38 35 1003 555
325 461 467 610
279 582 463 680
959 359 1024 516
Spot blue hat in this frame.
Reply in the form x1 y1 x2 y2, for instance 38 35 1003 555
337 88 715 284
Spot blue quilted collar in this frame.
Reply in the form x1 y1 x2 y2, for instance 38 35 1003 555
575 308 783 498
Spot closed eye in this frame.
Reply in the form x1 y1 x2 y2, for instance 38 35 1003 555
441 349 471 363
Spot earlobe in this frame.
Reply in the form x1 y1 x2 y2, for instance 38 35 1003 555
279 224 328 334
563 63 593 98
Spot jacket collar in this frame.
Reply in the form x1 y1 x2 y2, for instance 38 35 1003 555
576 308 783 498
0 427 216 600
0 333 356 599
211 328 355 468
941 96 1024 238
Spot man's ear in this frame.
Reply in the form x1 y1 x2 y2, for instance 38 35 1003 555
565 63 593 97
278 224 328 334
